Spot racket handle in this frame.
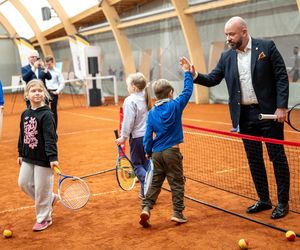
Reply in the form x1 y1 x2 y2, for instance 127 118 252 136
258 114 277 120
53 166 61 174
114 129 119 139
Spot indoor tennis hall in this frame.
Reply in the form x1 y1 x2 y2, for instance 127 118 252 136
0 0 300 249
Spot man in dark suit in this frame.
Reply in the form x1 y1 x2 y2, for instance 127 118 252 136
21 50 52 107
182 16 290 219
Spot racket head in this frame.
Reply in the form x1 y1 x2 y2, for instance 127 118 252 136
57 175 90 210
287 104 300 132
144 159 154 197
115 153 136 191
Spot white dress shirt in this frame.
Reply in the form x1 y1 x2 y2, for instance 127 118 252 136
45 67 65 93
121 91 148 140
237 36 258 105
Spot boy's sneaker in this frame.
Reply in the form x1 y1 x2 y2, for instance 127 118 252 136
171 211 187 223
139 207 151 228
32 220 52 231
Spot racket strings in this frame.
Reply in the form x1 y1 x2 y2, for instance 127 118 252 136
117 158 136 190
289 106 300 131
60 178 90 209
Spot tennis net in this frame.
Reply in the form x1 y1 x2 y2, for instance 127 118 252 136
182 124 300 213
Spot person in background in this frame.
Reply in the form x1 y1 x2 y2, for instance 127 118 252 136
45 55 65 128
185 16 290 219
290 46 299 82
21 50 52 107
115 72 152 200
18 79 58 232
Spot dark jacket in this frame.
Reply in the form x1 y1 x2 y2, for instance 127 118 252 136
21 64 52 85
18 105 57 167
194 38 289 128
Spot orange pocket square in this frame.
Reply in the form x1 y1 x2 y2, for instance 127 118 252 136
258 52 266 60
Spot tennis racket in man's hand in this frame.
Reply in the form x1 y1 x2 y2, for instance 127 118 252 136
53 166 90 210
258 103 300 132
144 159 154 197
114 129 136 191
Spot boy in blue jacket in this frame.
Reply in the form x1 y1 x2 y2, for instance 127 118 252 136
140 57 193 228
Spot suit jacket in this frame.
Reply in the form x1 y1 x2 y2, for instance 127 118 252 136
194 38 289 128
21 64 52 85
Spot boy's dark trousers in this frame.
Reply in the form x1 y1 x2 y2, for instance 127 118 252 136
142 147 185 212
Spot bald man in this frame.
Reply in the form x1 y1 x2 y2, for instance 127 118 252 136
186 16 290 219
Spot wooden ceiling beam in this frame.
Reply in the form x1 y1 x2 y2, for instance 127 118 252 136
171 0 208 104
0 12 16 37
47 0 77 35
184 0 249 14
9 0 52 56
69 5 101 24
101 0 136 76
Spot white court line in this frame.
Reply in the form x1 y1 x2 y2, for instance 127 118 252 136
61 111 117 122
183 118 231 126
0 190 120 215
0 128 113 143
61 128 111 136
216 166 248 174
185 130 242 143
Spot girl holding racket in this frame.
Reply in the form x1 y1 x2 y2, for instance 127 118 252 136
17 79 59 232
115 72 152 199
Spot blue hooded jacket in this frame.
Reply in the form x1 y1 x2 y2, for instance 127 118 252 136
144 72 193 155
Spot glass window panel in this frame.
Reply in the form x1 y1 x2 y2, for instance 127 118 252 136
20 0 61 32
57 0 98 17
0 1 34 38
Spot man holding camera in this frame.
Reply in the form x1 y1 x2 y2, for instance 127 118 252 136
21 50 52 107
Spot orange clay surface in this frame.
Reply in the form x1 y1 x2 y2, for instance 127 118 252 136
0 93 300 249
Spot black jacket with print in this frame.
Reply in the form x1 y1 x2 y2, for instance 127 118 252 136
18 105 58 167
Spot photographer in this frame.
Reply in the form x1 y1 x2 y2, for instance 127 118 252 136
21 50 52 107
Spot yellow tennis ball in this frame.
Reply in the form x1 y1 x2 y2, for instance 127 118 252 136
3 229 13 238
286 230 296 241
238 239 249 249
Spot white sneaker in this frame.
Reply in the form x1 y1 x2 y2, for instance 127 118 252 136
171 211 187 223
139 207 151 228
32 220 52 231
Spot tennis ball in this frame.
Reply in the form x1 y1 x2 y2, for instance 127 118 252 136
285 230 296 241
238 239 249 249
3 229 13 238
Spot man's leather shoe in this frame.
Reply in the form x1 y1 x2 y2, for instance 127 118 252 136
246 200 272 214
271 203 289 219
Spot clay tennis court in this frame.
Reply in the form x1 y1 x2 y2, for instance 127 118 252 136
1 93 300 249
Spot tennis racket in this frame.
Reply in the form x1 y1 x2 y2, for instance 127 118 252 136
144 159 154 197
258 103 300 132
114 129 137 191
53 166 90 210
